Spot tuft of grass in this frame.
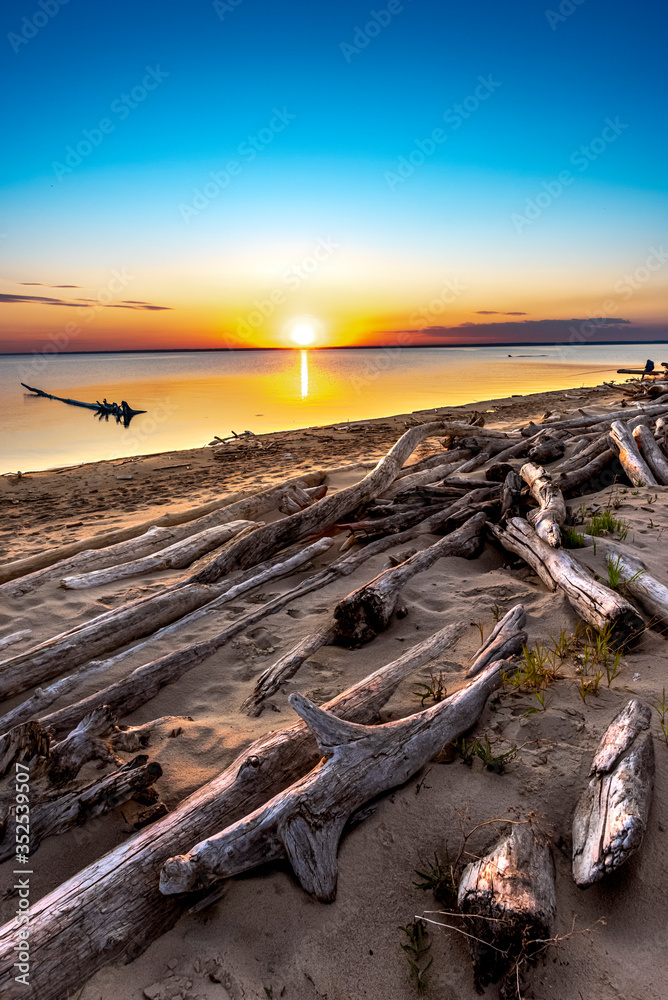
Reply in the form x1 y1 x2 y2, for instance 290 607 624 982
400 920 432 995
576 670 603 703
491 603 502 623
413 670 447 707
413 849 458 906
455 734 517 773
586 509 629 540
563 526 586 548
504 642 561 694
605 555 644 593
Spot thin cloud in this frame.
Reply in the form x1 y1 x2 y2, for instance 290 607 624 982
475 310 528 316
0 292 172 310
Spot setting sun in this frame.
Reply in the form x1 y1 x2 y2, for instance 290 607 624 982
290 322 316 346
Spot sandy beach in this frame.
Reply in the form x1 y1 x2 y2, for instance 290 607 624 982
1 381 667 1000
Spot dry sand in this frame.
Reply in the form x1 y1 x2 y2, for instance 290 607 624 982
1 383 667 1000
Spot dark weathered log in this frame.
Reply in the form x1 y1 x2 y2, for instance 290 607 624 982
0 621 475 1000
44 707 120 786
466 605 527 677
395 449 474 478
0 755 161 863
632 424 668 484
540 402 668 431
572 700 654 887
0 721 49 778
526 436 564 463
381 461 471 499
333 513 486 646
0 474 325 587
554 448 616 493
550 434 609 475
456 825 556 991
490 518 644 647
159 656 512 900
500 470 523 519
609 420 659 486
485 462 514 483
21 382 146 417
520 462 566 547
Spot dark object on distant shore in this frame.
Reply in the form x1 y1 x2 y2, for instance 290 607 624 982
617 359 656 379
21 382 146 427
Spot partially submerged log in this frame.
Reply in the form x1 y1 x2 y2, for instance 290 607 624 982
333 512 486 646
0 621 471 1000
632 424 668 485
60 519 256 589
609 420 658 487
457 825 556 991
490 518 644 647
520 462 566 547
466 604 527 677
21 382 146 422
159 656 513 900
572 699 654 887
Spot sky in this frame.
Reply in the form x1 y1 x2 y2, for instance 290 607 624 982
0 0 667 353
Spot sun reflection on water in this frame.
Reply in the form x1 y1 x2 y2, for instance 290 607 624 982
300 349 309 398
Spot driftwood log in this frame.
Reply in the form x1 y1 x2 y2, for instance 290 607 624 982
159 656 513 900
579 538 668 630
500 470 522 519
490 518 644 647
60 519 256 589
456 824 556 991
0 621 473 1000
554 448 617 493
0 630 31 651
632 424 668 484
467 604 527 677
333 512 486 646
520 463 566 547
572 699 654 887
609 420 658 487
241 626 339 716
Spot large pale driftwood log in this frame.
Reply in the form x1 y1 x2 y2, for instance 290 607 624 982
572 699 654 887
539 402 668 431
520 462 566 547
241 626 339 716
609 420 658 486
333 513 486 646
632 424 668 484
61 519 256 589
578 538 668 630
456 825 556 991
159 656 512 900
0 424 447 698
0 474 322 587
554 448 616 493
489 518 644 647
0 755 161 863
37 514 484 737
466 605 527 677
0 622 470 1000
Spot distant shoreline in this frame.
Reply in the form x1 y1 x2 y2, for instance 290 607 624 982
1 339 668 357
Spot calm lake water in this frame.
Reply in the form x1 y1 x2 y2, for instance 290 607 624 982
0 345 661 473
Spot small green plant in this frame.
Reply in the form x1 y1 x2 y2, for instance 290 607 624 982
400 920 432 995
472 734 518 773
586 509 629 540
413 671 446 706
652 689 668 744
413 849 458 906
526 689 548 714
491 603 502 622
563 526 586 548
505 642 560 694
605 556 644 592
550 628 578 660
576 669 603 703
646 493 658 505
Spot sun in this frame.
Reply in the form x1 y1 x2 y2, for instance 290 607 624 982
290 322 316 346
